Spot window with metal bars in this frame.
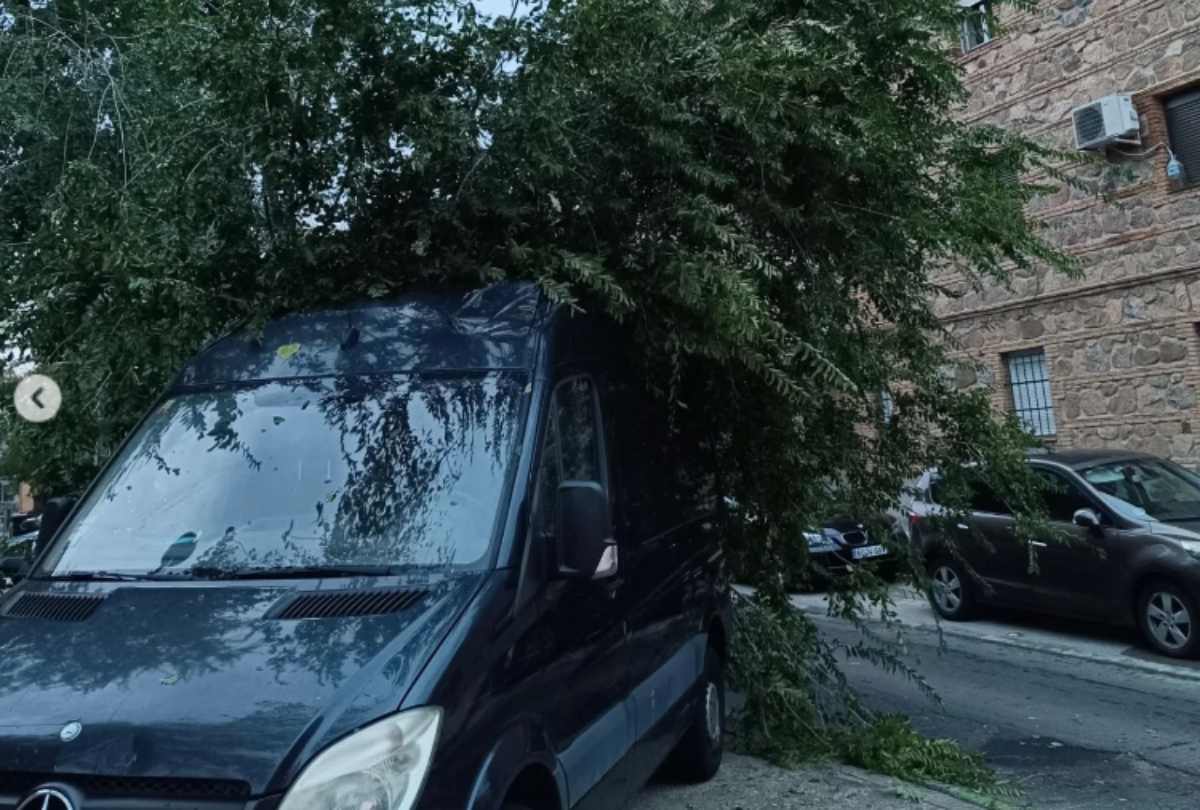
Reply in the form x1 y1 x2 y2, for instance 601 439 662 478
1166 88 1200 188
959 0 992 52
1005 349 1056 437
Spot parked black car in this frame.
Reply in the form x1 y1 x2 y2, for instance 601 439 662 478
803 516 899 582
906 449 1200 658
0 283 732 810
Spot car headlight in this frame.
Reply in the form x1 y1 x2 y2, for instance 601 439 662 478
279 707 442 810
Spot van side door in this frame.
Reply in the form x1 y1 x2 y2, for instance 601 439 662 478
608 385 709 776
532 376 633 808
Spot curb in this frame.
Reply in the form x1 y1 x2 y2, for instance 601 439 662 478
794 601 1200 686
834 765 1010 810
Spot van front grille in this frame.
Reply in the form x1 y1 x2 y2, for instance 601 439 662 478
0 771 250 800
2 593 105 622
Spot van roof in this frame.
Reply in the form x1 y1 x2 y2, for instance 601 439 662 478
177 283 550 387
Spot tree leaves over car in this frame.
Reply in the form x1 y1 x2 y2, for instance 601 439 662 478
2 0 1074 788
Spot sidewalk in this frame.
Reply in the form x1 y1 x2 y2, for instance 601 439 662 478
788 586 1200 683
633 752 991 809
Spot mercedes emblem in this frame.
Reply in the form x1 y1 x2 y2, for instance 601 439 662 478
16 787 74 810
58 722 82 743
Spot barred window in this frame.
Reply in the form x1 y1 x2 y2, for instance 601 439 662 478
1006 349 1056 437
959 1 992 52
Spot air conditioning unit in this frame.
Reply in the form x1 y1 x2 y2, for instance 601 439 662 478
1072 95 1140 150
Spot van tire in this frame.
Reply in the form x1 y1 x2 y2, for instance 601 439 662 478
927 557 976 621
665 643 724 783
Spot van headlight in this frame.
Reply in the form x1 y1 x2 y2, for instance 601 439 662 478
279 707 441 810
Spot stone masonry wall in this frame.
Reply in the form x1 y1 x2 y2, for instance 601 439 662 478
940 0 1200 466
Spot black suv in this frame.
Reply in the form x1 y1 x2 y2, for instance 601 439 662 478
908 449 1200 659
0 283 732 810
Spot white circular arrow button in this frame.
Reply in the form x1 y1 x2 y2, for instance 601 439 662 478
14 374 62 423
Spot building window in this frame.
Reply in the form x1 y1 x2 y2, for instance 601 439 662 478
1166 88 1200 188
1006 349 1056 437
881 390 896 425
959 1 993 53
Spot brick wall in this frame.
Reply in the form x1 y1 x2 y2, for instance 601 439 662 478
942 0 1200 465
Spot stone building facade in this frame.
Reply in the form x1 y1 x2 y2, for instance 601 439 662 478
941 0 1200 465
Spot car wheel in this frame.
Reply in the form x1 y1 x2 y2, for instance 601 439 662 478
1138 581 1200 659
665 643 724 783
928 557 975 621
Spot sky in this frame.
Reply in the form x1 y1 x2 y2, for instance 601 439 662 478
474 0 533 18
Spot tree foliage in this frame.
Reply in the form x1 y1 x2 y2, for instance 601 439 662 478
2 0 1069 779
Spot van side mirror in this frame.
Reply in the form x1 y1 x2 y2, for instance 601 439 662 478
555 481 618 580
37 496 78 552
1073 508 1101 531
0 557 30 582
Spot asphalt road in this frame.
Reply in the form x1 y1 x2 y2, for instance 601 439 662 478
797 589 1200 809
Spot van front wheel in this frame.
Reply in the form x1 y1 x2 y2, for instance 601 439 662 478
665 643 724 783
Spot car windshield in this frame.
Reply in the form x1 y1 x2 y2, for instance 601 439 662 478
1081 459 1200 523
39 373 524 578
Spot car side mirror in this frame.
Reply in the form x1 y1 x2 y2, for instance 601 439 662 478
555 481 618 580
37 496 78 551
1073 508 1101 531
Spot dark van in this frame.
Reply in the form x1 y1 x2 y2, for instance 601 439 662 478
0 283 732 810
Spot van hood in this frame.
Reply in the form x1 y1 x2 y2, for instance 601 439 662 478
0 572 483 797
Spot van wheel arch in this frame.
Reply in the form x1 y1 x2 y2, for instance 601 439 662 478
502 763 562 810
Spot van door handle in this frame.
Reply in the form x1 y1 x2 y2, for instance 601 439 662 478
956 523 969 531
1030 541 1048 548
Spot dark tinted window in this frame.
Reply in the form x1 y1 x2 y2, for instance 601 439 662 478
1034 468 1094 523
968 480 1009 515
610 382 713 539
930 475 1008 515
557 377 603 482
532 377 605 545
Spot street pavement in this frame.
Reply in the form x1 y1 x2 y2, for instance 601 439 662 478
632 752 982 810
793 587 1200 808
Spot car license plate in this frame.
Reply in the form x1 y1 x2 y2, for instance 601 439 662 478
852 545 887 560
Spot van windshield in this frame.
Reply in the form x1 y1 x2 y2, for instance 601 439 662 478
40 373 524 579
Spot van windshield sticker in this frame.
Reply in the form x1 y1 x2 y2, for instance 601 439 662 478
276 342 301 360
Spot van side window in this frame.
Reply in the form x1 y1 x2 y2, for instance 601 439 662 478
533 377 605 543
608 382 709 539
556 377 603 483
533 401 564 542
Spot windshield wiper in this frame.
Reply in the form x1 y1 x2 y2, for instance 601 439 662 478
43 571 148 582
185 564 400 580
